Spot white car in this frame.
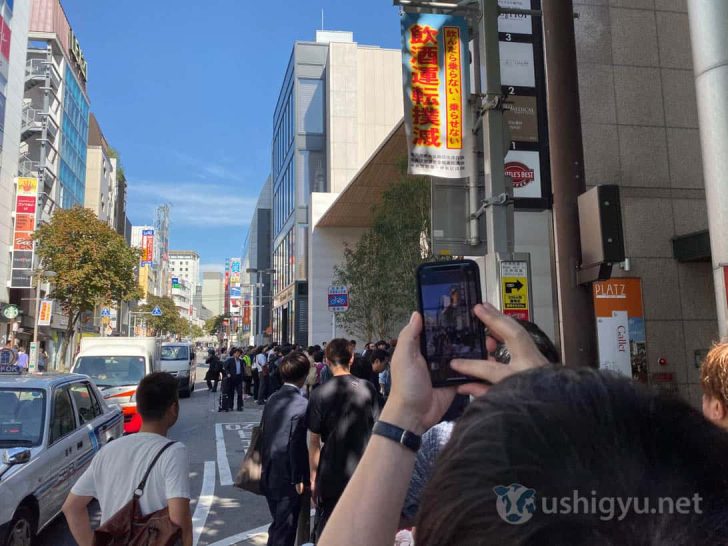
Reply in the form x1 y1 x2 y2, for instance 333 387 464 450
0 371 123 546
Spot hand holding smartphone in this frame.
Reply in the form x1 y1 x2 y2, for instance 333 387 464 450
416 259 486 387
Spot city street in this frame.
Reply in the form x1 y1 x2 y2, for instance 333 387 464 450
37 360 273 546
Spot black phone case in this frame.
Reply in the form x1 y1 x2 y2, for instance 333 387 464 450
417 259 487 387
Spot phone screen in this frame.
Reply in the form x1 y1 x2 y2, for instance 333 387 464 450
417 260 485 386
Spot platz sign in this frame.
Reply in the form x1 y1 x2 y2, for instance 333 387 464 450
328 286 349 313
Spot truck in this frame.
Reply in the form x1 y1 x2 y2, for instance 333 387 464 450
70 337 161 434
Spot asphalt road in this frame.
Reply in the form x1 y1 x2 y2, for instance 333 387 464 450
37 359 273 546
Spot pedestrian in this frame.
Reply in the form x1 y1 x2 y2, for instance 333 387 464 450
260 351 311 546
63 372 193 546
307 338 381 539
700 343 728 428
252 346 265 400
242 348 253 398
204 348 223 392
351 351 377 390
224 347 245 412
317 304 728 546
16 346 28 372
38 346 48 372
369 349 391 399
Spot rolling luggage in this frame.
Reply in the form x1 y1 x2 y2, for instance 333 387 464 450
219 376 234 411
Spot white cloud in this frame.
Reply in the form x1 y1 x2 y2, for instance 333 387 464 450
127 180 257 227
201 263 226 273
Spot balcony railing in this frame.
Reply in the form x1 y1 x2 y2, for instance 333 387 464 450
25 58 61 90
21 105 59 141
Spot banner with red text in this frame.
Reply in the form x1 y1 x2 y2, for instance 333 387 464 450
401 13 470 179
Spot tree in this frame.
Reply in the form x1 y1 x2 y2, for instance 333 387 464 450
139 295 185 337
188 324 205 339
333 162 434 341
205 314 229 336
33 206 141 365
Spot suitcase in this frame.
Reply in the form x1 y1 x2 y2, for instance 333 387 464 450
219 377 234 411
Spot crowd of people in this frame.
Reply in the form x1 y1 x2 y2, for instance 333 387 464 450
59 302 728 546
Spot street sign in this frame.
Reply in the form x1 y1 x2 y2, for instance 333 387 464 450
151 306 163 317
2 305 19 320
28 341 38 373
38 300 52 326
328 286 349 313
100 307 111 318
499 259 530 321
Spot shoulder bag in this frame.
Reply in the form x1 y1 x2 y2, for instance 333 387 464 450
93 441 182 546
234 416 264 495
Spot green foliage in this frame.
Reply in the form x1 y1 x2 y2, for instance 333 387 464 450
205 314 229 336
333 163 433 341
140 295 186 336
188 324 205 339
33 206 141 331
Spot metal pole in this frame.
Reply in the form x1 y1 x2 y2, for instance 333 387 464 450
32 279 41 345
687 0 728 339
331 312 336 340
542 0 597 366
478 0 514 307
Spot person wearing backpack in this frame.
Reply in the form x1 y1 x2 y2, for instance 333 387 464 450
63 372 193 546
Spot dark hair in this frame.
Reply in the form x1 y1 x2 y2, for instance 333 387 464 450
312 350 324 363
325 338 351 367
493 320 560 365
350 339 357 345
136 372 179 421
369 349 389 364
416 367 728 545
278 351 311 383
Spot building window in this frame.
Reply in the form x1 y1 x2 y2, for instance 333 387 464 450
298 78 324 134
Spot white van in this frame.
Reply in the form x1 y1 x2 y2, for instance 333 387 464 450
71 337 161 434
160 342 196 398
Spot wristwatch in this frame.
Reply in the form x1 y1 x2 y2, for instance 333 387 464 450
372 421 422 453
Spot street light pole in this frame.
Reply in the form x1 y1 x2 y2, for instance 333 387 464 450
31 270 56 372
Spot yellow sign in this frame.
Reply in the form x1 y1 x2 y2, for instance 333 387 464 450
38 300 53 326
500 261 530 321
101 316 111 326
17 177 38 196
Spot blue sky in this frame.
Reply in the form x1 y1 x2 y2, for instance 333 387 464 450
62 0 402 272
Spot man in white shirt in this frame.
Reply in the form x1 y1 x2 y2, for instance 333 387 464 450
16 347 28 371
254 348 267 401
63 372 193 546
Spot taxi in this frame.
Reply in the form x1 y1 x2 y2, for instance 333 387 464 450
0 370 122 546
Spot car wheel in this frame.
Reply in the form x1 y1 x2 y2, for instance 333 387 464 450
6 506 35 546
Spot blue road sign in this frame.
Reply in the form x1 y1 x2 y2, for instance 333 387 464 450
151 306 163 317
328 286 349 312
100 307 111 318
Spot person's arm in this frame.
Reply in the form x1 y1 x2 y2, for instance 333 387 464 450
318 304 549 546
168 498 193 546
62 493 94 546
289 413 309 493
308 431 321 500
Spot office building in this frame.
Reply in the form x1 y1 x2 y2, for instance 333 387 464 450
242 176 273 345
271 30 403 345
202 271 224 317
169 250 200 292
84 113 117 226
0 0 30 345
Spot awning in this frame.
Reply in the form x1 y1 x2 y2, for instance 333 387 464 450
316 119 406 228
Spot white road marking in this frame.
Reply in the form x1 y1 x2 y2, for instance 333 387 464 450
206 524 270 546
215 424 234 486
192 461 216 546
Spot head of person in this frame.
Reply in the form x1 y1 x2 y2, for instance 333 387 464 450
279 351 311 387
136 372 180 428
416 367 728 545
375 340 389 351
370 349 389 374
208 348 215 356
232 347 242 358
349 339 357 351
701 343 728 428
449 287 461 305
493 320 560 365
312 350 324 364
324 338 352 370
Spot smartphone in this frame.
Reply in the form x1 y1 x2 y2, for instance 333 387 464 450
416 259 486 387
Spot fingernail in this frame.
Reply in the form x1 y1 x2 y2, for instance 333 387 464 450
409 311 418 324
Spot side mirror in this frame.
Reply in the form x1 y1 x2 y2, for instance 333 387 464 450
2 448 31 465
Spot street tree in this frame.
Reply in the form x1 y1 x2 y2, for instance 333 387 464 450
139 295 185 337
334 162 433 341
205 314 229 336
33 206 141 366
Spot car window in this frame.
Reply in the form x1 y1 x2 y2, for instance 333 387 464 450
50 387 76 443
74 356 147 388
161 345 189 360
0 388 45 447
69 382 101 424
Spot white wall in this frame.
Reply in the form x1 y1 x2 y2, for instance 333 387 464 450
0 2 31 304
308 192 367 345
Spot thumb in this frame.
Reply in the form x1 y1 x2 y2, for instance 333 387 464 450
396 312 422 349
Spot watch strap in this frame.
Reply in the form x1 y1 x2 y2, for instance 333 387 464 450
372 420 422 452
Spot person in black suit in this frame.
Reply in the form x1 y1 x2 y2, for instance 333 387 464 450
223 347 245 411
260 351 311 546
